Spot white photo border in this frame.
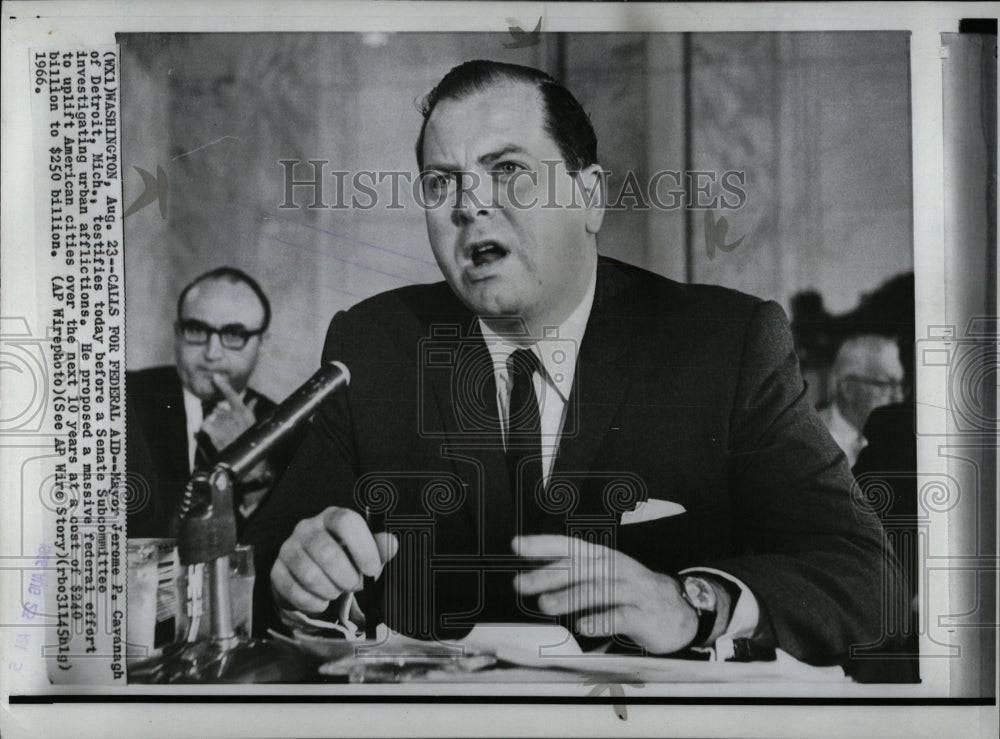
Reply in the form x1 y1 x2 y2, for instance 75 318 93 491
1 1 996 737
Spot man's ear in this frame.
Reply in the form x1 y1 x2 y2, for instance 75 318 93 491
578 163 606 235
835 377 855 407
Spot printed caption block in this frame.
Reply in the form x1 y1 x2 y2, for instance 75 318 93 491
30 46 127 684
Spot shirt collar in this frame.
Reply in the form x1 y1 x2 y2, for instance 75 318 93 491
478 263 597 402
182 386 205 431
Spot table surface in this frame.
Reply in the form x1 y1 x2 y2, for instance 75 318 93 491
281 625 851 685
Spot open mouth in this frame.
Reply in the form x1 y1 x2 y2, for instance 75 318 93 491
467 241 509 267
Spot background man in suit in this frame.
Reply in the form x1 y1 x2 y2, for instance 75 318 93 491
245 60 908 678
853 400 919 669
818 334 906 467
127 267 282 538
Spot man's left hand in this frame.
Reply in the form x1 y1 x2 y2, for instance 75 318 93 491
513 535 702 654
201 372 258 450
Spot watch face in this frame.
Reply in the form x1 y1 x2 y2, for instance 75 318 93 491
683 576 717 612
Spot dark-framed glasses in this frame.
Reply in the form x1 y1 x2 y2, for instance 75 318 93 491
176 318 264 350
844 374 905 394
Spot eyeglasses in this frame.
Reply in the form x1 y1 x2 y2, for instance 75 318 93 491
843 374 905 394
176 318 264 350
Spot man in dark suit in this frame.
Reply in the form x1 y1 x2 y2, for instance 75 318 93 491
244 61 908 677
853 400 919 674
127 267 282 539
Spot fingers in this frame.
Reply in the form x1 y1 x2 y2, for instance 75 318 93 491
512 534 616 560
271 558 332 614
535 581 631 616
201 378 259 449
211 373 245 408
572 575 700 654
373 531 399 567
321 507 382 577
279 528 356 596
516 561 632 614
270 506 383 614
513 536 642 595
513 535 656 632
575 606 638 639
514 561 572 595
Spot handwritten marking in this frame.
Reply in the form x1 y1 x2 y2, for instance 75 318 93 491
504 17 542 48
704 209 745 259
172 135 243 161
583 675 645 721
123 166 168 220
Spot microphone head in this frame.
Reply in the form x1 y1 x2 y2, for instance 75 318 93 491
328 360 351 386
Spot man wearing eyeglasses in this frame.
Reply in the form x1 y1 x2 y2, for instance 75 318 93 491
126 267 282 538
818 334 906 467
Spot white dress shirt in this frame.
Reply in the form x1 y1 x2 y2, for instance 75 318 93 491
286 265 763 657
479 264 759 659
183 386 267 519
182 386 209 473
182 386 252 472
818 403 867 468
479 267 596 486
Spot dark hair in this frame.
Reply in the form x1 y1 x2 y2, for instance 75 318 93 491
176 267 271 331
415 60 598 172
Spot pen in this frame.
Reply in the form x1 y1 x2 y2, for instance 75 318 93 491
363 505 381 640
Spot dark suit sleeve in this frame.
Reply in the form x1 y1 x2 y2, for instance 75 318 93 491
707 301 909 676
242 311 361 633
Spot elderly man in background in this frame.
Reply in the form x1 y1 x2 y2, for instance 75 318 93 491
127 267 289 538
818 334 906 467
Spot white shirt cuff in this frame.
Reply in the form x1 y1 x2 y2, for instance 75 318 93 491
680 566 760 661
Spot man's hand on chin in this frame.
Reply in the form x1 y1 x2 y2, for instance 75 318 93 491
201 372 257 450
512 535 731 654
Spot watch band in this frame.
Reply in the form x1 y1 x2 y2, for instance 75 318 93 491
729 637 777 662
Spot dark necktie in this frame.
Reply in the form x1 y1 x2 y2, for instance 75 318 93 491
506 348 545 535
193 398 218 472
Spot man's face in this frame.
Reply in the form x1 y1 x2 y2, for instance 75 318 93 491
174 278 265 400
839 342 905 431
420 83 604 332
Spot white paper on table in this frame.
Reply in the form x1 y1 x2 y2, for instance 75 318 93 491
275 622 849 683
458 624 849 683
459 623 585 664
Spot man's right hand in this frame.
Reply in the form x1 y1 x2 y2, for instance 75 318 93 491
270 506 399 614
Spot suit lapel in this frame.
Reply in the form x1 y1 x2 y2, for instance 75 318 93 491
146 369 193 525
424 260 638 547
161 370 192 481
551 260 636 490
425 314 514 554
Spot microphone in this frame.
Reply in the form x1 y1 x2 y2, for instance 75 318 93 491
214 360 351 480
137 363 352 684
177 361 350 565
